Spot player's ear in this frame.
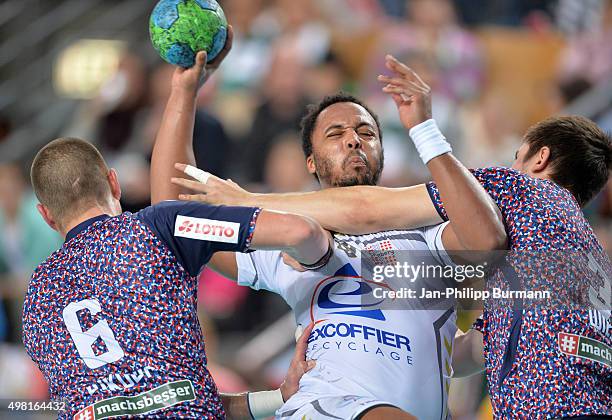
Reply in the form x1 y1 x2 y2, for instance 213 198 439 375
531 146 551 174
108 168 122 201
306 155 316 175
37 203 59 232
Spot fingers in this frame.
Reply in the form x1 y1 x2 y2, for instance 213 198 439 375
174 163 188 172
377 74 412 87
383 54 430 89
225 25 234 54
171 177 210 193
295 359 316 376
294 323 314 362
176 163 224 186
195 50 208 71
384 54 413 78
382 84 413 97
181 164 211 184
177 193 207 202
209 24 233 68
378 75 429 94
389 93 405 108
305 360 316 371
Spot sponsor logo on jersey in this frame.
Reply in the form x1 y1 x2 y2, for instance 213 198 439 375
73 379 195 420
558 332 612 368
174 215 239 243
313 264 387 321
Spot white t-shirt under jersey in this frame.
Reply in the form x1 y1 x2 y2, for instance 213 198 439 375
236 223 456 420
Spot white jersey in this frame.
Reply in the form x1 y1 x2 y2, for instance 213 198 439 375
236 224 457 420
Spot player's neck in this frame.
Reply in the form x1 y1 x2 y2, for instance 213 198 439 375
524 169 553 182
60 206 115 238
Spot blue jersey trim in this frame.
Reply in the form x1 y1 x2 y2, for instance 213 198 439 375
426 182 449 222
65 214 110 243
497 262 523 387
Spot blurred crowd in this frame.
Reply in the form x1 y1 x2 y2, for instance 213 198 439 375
1 0 611 418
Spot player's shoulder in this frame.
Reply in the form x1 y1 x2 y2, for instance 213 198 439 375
471 166 526 184
139 199 204 216
474 166 571 197
30 245 66 281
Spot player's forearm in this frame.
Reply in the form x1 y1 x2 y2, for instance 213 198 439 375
452 328 485 377
427 153 506 251
150 88 197 204
248 184 440 234
222 389 286 420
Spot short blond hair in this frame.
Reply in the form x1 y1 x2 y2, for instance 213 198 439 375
31 137 111 226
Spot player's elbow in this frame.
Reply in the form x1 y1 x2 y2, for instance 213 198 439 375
482 228 507 251
277 214 322 248
466 213 507 251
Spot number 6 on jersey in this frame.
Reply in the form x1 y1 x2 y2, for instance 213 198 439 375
62 299 125 369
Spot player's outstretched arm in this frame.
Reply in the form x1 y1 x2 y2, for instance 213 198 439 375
172 164 442 234
251 210 332 268
221 324 315 419
379 54 507 252
149 30 238 278
150 27 233 205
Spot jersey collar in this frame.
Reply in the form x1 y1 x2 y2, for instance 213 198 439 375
65 214 110 243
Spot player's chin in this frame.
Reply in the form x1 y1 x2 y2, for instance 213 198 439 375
334 171 375 187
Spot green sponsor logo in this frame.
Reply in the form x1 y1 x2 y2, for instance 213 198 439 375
577 336 612 368
76 380 195 420
559 332 612 368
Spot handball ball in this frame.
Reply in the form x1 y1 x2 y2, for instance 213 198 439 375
149 0 227 68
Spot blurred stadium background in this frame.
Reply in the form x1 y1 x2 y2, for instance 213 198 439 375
0 0 611 418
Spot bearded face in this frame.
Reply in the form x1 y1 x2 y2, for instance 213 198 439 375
307 102 383 188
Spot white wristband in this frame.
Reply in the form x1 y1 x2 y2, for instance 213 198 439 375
408 119 452 164
183 164 211 184
247 389 284 419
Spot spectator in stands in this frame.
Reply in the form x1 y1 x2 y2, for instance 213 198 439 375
263 132 317 193
0 163 61 342
559 0 612 85
240 42 310 184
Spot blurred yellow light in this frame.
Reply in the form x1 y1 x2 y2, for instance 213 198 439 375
53 39 126 99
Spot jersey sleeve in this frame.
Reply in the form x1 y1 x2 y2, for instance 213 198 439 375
471 313 485 332
137 200 261 277
235 250 289 296
426 167 521 221
421 222 454 266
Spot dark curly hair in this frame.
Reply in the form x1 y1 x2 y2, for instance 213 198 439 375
300 93 383 158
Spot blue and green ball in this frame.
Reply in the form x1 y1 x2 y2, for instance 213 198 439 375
149 0 227 68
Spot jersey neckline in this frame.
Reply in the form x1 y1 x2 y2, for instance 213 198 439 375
65 214 111 243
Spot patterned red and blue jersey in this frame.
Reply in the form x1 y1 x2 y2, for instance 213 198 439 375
427 167 612 419
22 201 260 420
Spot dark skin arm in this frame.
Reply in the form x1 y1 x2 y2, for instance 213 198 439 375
378 54 506 252
149 27 330 270
150 27 234 205
149 28 242 277
172 55 506 254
